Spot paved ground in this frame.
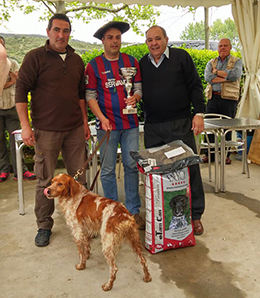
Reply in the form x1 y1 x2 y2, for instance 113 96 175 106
1 153 260 298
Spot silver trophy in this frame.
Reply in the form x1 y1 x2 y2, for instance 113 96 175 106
119 67 138 114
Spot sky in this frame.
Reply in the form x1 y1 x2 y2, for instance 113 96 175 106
0 3 233 44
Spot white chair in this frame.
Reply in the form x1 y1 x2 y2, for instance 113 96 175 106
197 113 249 182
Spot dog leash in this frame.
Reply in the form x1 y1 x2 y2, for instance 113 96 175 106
74 131 110 191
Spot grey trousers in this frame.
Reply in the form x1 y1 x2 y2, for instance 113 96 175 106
33 125 87 230
0 107 27 175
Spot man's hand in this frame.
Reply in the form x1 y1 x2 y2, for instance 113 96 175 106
4 71 18 88
192 115 204 135
124 94 139 108
84 122 91 140
21 126 35 147
212 67 217 75
101 118 112 131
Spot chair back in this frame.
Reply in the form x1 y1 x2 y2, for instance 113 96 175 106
204 113 231 120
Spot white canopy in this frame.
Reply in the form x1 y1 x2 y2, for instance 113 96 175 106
40 0 260 119
233 0 260 119
49 0 232 8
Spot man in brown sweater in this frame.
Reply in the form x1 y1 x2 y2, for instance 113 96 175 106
15 14 90 247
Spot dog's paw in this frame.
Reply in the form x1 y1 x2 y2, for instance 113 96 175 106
143 274 152 283
75 263 86 270
102 282 113 291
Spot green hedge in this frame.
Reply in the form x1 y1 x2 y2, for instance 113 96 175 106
82 44 242 122
81 44 150 65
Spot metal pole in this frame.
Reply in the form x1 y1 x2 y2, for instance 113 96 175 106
204 7 209 50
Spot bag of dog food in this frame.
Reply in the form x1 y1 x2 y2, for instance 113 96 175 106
144 167 195 254
130 140 198 254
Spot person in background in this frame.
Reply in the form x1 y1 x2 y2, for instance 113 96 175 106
15 14 90 247
202 38 243 165
85 21 145 229
0 41 10 94
139 25 205 235
0 36 36 182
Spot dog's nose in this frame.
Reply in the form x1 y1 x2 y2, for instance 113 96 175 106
43 188 50 197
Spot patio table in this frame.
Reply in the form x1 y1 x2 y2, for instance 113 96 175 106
203 118 260 192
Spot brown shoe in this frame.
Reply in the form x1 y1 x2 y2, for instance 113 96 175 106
193 220 204 235
201 156 208 163
225 157 232 165
134 214 145 230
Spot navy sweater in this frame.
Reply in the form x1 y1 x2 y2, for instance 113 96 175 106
139 47 205 123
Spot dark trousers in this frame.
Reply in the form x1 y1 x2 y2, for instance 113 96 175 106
34 126 87 230
205 94 238 159
144 118 205 220
0 107 28 175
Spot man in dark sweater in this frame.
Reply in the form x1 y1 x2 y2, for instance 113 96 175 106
139 25 205 235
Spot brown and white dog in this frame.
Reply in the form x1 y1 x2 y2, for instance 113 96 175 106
44 174 152 291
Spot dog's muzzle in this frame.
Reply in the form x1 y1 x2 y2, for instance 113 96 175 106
44 188 51 198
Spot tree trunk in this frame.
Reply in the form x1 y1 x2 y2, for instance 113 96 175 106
56 1 66 14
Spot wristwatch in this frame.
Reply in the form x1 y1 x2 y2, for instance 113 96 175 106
214 69 218 75
195 113 205 118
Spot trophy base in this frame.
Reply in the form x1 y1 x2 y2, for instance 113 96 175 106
123 108 137 114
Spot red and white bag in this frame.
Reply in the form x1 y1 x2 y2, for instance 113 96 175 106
130 140 200 254
144 167 195 254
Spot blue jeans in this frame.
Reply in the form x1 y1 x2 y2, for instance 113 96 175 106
97 127 141 215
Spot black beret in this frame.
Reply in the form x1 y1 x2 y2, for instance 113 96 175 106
94 21 130 40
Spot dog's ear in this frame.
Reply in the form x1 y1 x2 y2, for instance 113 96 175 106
182 195 189 210
169 196 176 209
60 176 70 197
68 177 80 198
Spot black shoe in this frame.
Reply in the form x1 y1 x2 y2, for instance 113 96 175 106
35 229 52 247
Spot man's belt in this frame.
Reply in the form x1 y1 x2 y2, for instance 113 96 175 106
213 91 221 95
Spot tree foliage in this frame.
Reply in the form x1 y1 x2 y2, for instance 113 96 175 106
211 18 239 49
0 0 160 36
180 20 205 40
180 18 240 51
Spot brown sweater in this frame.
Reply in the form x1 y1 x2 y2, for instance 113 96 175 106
15 41 85 132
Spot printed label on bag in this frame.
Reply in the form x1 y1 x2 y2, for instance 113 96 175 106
144 167 195 254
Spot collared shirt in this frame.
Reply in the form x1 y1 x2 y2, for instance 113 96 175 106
148 47 169 68
204 54 243 92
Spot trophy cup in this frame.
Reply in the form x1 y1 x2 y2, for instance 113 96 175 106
119 67 138 114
